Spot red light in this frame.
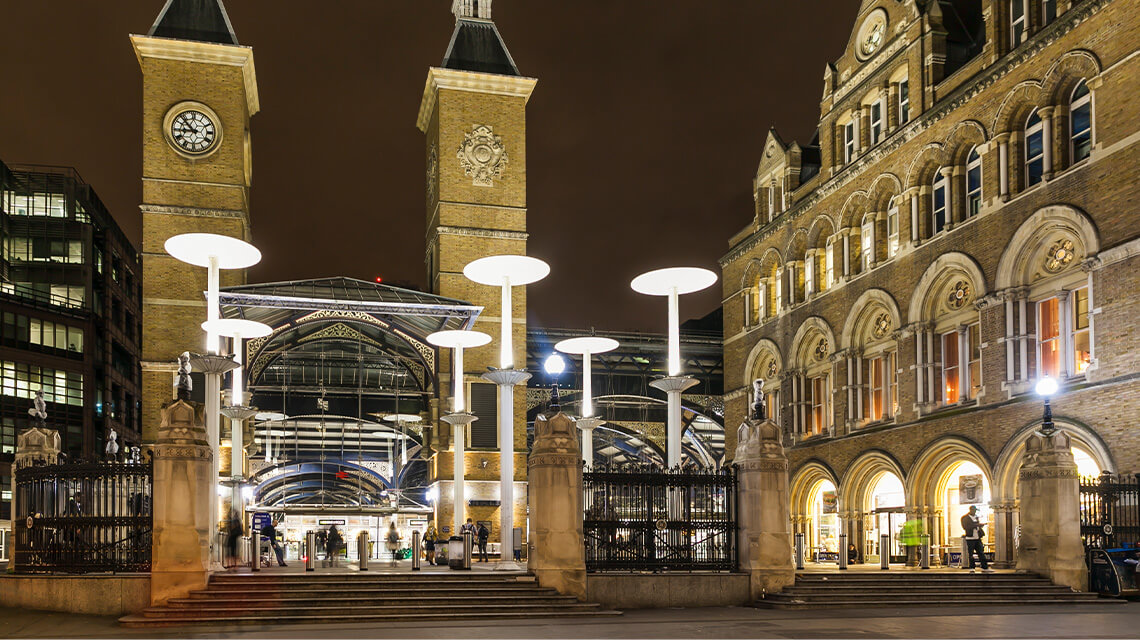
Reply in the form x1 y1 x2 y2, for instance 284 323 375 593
374 276 383 283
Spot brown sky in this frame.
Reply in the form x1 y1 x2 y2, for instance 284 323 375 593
0 0 857 333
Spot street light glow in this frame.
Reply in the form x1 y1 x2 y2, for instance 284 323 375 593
544 354 566 375
1036 376 1059 397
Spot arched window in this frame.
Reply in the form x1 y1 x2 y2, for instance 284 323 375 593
1070 80 1093 163
966 148 983 218
1011 0 1027 47
1025 110 1045 187
869 99 884 146
844 120 858 164
886 199 900 258
931 170 949 235
861 214 875 271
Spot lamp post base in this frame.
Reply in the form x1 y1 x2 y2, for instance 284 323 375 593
481 368 530 567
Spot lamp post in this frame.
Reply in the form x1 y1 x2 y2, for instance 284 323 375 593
165 233 261 566
463 255 550 570
555 336 620 469
1035 376 1059 437
631 267 717 468
427 330 491 538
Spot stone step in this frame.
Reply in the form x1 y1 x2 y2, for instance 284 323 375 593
772 589 1097 600
120 609 622 628
782 585 1082 595
755 595 1112 610
171 594 581 607
141 601 605 618
190 585 559 597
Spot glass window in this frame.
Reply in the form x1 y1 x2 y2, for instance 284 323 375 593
768 186 775 219
931 170 948 235
870 100 883 146
869 355 886 421
1026 109 1044 187
942 331 961 405
861 220 874 271
844 121 857 164
887 204 899 258
1072 287 1091 374
1042 0 1057 24
1070 80 1093 163
825 239 835 287
1011 0 1027 47
966 148 982 217
1038 297 1061 379
898 79 910 125
968 323 982 399
67 327 83 353
810 374 830 435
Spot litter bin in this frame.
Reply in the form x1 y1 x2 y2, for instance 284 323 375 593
448 535 465 569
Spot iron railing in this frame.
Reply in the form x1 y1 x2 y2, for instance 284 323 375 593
1080 472 1139 549
13 460 153 573
583 465 736 572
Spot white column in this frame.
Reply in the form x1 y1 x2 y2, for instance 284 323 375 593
1058 291 1071 378
926 329 937 403
582 354 594 467
958 326 969 401
940 168 955 227
846 357 855 422
997 135 1010 198
453 423 465 535
787 262 797 306
206 257 220 354
910 192 920 243
1005 295 1016 382
1085 269 1096 366
500 277 513 369
498 380 514 560
1040 107 1055 179
1019 297 1029 382
915 330 926 405
855 357 864 420
805 250 816 296
667 287 681 376
842 232 851 278
230 333 244 483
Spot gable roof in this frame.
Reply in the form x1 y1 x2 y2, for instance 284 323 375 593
442 18 520 76
148 0 239 45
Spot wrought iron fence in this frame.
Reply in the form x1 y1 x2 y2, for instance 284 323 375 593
13 460 153 573
1080 472 1139 549
583 465 736 572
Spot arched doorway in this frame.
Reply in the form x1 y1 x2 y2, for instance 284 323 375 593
866 472 906 564
937 461 992 562
807 480 840 562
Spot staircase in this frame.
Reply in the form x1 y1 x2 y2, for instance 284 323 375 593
755 571 1111 609
119 572 617 627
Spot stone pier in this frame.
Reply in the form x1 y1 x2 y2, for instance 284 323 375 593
1017 429 1087 591
527 408 586 599
735 415 794 598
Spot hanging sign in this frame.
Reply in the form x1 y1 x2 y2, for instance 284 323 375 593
251 512 272 531
958 474 984 504
821 490 838 514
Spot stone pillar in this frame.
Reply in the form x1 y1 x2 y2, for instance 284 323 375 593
527 409 586 599
150 399 213 606
1017 430 1087 591
735 416 794 598
13 427 62 543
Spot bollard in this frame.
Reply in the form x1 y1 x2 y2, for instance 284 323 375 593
412 531 421 571
305 531 316 572
838 532 848 570
920 533 931 569
358 531 369 571
880 533 890 570
463 530 473 570
794 532 805 570
251 530 260 571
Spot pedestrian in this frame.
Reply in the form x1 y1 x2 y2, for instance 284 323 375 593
326 525 343 568
847 542 859 565
386 521 401 567
460 518 477 537
224 510 242 569
424 522 437 565
476 522 490 562
262 520 287 567
961 505 994 573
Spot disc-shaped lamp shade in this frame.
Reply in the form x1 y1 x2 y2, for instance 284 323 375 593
255 412 287 422
200 319 273 339
554 337 620 356
427 330 491 413
462 255 551 286
188 353 240 375
382 414 423 424
164 233 262 269
630 267 718 296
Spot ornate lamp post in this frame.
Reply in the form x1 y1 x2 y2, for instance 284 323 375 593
1035 376 1059 437
427 329 491 538
631 267 717 468
165 233 261 565
463 255 549 570
555 336 620 469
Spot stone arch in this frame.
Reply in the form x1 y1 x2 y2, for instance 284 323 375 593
784 228 809 263
839 190 872 229
758 247 783 273
905 435 994 509
992 417 1115 503
839 449 907 513
790 316 837 369
742 338 784 388
791 459 842 516
1041 50 1102 104
907 252 988 324
739 258 764 290
806 215 837 249
994 205 1100 290
904 143 945 189
991 80 1044 134
867 173 903 212
841 288 903 351
942 120 988 167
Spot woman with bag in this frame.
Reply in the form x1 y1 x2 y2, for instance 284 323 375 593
386 521 401 567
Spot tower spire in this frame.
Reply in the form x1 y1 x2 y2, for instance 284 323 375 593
452 0 492 20
149 0 238 45
442 0 518 76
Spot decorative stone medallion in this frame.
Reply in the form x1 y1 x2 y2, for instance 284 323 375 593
947 280 972 310
767 360 778 379
857 8 888 60
872 313 891 339
426 143 438 202
1045 239 1076 273
457 124 508 187
813 338 830 362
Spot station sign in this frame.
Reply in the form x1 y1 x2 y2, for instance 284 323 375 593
318 518 346 525
251 512 272 531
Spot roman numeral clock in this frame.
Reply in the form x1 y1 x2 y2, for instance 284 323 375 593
162 101 222 158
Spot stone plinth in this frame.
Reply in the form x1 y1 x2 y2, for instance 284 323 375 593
527 410 586 599
735 417 794 598
150 399 213 606
1017 429 1088 591
15 427 61 469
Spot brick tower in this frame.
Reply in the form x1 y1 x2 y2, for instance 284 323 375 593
132 0 259 441
417 0 537 541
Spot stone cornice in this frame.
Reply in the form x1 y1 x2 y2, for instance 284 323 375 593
141 204 246 220
129 34 259 115
431 225 529 241
721 0 1114 268
416 68 538 133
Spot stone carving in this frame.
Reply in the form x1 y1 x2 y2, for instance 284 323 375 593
105 429 120 460
27 390 48 429
735 413 783 463
457 124 508 186
177 351 193 400
767 360 778 378
426 142 438 202
872 313 891 339
751 379 766 421
813 338 829 362
1045 238 1076 273
947 280 972 310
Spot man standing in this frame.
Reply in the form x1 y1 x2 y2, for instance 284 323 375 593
262 520 287 567
961 506 994 573
476 522 490 562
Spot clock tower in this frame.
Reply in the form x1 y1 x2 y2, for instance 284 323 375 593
132 0 259 441
417 0 537 539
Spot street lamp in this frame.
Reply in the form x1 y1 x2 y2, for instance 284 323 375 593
543 353 566 397
555 336 620 469
463 255 550 570
631 267 717 468
1035 376 1059 437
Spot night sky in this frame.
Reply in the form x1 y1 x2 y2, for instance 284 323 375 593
0 1 856 333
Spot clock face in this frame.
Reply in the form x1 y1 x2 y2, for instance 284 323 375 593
858 9 889 59
170 109 218 154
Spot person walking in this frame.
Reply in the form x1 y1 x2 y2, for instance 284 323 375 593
476 522 490 562
224 511 242 569
326 525 344 568
262 520 287 567
386 522 401 567
424 522 437 565
961 506 994 573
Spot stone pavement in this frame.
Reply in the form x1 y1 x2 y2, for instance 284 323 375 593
1 602 1138 639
